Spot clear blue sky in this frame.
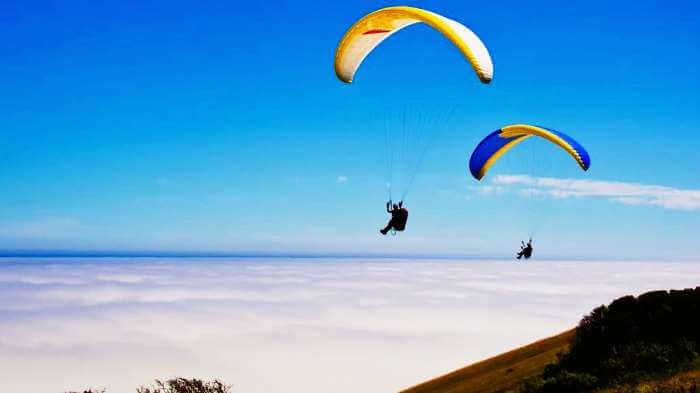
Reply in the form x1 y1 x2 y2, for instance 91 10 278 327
1 0 698 258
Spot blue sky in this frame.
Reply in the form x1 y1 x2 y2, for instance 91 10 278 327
1 0 699 257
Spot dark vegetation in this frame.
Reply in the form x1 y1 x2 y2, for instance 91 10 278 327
519 287 700 393
63 378 231 393
596 367 699 393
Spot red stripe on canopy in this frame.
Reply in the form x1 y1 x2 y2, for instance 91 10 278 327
363 29 390 35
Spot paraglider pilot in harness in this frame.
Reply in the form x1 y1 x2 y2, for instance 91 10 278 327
380 200 409 235
516 239 533 260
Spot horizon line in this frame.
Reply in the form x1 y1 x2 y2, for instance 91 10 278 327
0 249 695 262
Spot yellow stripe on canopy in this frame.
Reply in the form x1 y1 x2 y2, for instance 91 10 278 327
500 125 587 170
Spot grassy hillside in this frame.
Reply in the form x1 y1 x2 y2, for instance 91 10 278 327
400 329 575 393
401 288 699 393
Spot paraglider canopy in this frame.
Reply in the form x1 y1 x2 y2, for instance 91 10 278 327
334 6 493 84
469 124 591 181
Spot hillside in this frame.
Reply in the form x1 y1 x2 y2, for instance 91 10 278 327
400 329 575 393
401 288 699 393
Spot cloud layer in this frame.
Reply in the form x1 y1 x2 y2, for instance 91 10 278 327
0 258 698 393
492 175 700 210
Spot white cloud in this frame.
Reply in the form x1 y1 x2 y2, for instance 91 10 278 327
336 176 348 184
0 258 699 393
474 185 503 194
492 175 700 210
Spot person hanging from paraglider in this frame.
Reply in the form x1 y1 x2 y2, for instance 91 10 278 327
380 200 409 235
516 238 533 260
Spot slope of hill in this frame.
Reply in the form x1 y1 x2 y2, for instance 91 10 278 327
400 329 575 393
401 287 699 393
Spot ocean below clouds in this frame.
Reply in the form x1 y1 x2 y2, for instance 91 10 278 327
0 257 698 393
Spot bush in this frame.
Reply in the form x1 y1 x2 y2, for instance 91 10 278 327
63 390 105 393
518 287 700 392
519 372 598 393
137 378 232 393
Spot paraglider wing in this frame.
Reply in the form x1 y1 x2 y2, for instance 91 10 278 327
469 124 591 180
334 6 493 84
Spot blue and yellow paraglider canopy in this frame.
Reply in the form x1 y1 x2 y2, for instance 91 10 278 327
469 124 590 180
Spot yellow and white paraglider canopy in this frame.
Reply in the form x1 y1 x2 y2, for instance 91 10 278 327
334 6 493 84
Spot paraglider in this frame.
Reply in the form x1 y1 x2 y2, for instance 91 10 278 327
334 6 493 84
380 200 409 235
469 125 591 258
516 239 533 260
334 6 494 235
469 124 590 181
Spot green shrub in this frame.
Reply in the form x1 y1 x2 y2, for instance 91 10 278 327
518 287 700 392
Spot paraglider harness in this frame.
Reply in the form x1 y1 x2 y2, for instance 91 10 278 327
517 239 533 260
383 200 408 235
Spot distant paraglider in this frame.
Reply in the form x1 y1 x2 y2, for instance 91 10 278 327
516 239 533 260
469 125 591 258
469 124 591 181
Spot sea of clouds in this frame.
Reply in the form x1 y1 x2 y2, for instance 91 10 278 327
0 258 698 393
